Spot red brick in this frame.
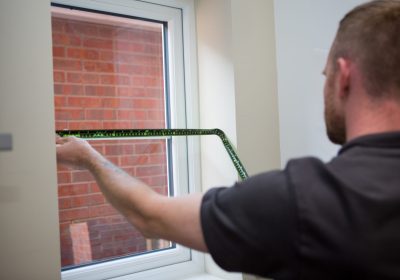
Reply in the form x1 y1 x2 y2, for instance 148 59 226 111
54 96 67 107
134 55 162 67
52 33 82 46
102 75 131 85
149 154 166 164
52 33 68 45
117 87 146 97
144 77 162 87
131 77 144 87
115 53 136 64
149 175 168 187
85 85 116 96
114 41 131 52
55 121 68 130
145 88 163 98
122 144 135 154
104 145 123 156
98 27 114 37
68 96 102 108
54 84 62 94
68 121 102 130
59 197 71 209
116 64 143 74
65 22 98 36
54 84 84 95
55 108 84 120
91 143 105 154
135 143 163 154
90 183 101 193
120 155 149 166
53 59 82 71
99 51 114 61
135 165 164 177
117 110 146 120
82 74 99 84
88 193 105 205
83 61 117 73
118 98 134 108
51 19 64 32
57 172 71 184
53 46 65 57
83 38 113 49
89 204 117 218
115 28 135 39
97 62 115 72
67 72 82 83
67 48 83 59
147 110 165 120
144 44 161 55
132 121 165 129
53 71 65 83
103 121 131 129
107 156 120 166
83 61 96 72
59 208 90 222
133 98 162 109
145 66 163 76
131 42 146 52
71 195 90 208
72 171 94 183
102 98 120 108
85 109 115 120
84 49 99 60
58 183 90 196
143 30 162 44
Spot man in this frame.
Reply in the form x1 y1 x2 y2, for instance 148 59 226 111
56 1 400 279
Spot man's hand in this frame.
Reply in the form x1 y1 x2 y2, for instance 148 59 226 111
56 135 100 168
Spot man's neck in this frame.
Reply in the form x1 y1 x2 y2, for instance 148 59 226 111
346 96 400 142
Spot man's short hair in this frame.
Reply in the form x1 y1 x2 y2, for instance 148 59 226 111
331 0 400 98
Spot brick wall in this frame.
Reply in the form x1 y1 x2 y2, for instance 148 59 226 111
52 14 169 267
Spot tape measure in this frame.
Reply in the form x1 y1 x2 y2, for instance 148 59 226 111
56 128 249 180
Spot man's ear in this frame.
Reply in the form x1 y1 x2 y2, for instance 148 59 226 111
337 57 351 98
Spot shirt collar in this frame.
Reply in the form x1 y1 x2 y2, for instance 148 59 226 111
339 131 400 155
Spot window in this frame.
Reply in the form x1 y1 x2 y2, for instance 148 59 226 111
51 0 202 279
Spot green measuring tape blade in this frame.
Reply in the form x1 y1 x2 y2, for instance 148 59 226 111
56 129 249 180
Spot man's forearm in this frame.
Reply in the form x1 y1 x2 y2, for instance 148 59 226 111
85 151 162 238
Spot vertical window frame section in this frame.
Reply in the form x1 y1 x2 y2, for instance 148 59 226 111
51 0 203 279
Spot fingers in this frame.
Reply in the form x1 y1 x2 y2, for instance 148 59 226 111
55 134 76 145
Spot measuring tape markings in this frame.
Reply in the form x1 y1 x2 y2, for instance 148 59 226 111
56 129 249 180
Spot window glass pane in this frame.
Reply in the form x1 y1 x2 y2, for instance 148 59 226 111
51 6 172 269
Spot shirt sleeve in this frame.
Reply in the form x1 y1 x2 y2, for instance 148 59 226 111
200 170 298 279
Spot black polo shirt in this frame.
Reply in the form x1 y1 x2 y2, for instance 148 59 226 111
201 132 400 280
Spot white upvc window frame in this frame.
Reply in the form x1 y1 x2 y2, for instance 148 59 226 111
51 0 203 279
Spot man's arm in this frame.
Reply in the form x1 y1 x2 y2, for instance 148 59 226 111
56 136 208 252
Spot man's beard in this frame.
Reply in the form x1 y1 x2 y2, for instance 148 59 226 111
324 91 346 145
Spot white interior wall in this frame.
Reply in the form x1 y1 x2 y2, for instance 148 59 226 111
231 0 280 176
196 0 280 279
0 1 61 280
196 1 242 279
274 0 367 165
